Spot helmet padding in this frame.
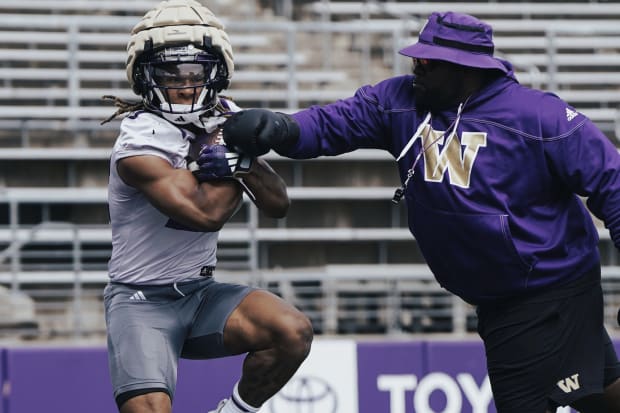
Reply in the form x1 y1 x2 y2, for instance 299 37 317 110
126 0 234 95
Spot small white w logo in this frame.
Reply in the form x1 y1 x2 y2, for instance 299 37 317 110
557 374 580 393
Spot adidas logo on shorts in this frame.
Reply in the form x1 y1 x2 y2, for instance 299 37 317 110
129 290 147 301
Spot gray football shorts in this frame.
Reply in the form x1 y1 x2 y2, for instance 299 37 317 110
103 276 253 404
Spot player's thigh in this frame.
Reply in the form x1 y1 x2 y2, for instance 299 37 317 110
105 283 185 402
181 281 254 359
223 289 312 354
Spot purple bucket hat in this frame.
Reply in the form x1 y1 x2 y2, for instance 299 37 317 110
399 11 507 73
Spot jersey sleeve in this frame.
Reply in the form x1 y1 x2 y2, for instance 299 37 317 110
114 112 190 168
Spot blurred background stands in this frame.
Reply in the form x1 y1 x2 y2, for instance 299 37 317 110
0 0 618 341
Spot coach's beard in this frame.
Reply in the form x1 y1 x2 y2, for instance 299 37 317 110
413 82 464 113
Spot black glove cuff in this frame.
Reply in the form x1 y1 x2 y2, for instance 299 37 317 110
272 112 300 155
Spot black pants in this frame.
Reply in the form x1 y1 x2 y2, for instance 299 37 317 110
476 267 620 412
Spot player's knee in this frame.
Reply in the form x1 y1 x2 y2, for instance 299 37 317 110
117 390 171 413
277 311 313 361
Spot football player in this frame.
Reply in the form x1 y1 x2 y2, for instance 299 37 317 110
103 1 313 413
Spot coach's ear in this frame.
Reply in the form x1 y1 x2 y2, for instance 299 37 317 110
223 109 300 157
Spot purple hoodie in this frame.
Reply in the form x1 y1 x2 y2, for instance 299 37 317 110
287 62 620 304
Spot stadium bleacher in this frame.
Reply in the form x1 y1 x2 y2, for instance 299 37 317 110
0 0 619 341
304 2 620 138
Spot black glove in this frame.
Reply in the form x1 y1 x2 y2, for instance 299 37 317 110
222 109 300 157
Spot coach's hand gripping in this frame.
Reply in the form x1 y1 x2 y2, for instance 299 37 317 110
222 109 300 157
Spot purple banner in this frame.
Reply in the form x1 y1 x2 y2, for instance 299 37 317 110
2 339 617 412
4 347 244 413
357 341 426 413
6 347 115 413
0 349 4 413
426 341 495 413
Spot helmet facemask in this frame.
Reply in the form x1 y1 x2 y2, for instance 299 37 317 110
137 44 229 127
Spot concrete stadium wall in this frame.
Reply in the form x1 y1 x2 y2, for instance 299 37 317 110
0 338 597 413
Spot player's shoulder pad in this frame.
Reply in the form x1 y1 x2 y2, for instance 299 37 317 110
116 111 190 162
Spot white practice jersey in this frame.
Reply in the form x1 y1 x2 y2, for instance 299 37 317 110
107 103 238 285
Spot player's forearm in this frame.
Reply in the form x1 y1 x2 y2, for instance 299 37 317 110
190 179 243 228
240 158 289 218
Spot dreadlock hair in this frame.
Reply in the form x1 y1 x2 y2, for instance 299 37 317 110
101 95 146 125
101 94 237 126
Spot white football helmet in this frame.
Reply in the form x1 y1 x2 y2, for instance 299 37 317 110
126 0 234 126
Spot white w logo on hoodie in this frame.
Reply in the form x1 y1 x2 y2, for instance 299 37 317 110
421 126 487 189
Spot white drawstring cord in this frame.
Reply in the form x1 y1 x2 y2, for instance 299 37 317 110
397 112 431 162
173 282 186 297
432 101 464 177
392 98 470 204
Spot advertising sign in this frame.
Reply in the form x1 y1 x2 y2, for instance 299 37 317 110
262 339 358 413
0 339 593 412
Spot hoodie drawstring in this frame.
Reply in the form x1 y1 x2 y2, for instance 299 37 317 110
392 100 467 204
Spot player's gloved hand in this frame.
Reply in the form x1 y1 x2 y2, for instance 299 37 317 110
222 109 300 157
188 144 253 182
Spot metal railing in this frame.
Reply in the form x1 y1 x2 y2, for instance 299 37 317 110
0 217 619 339
1 13 620 142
